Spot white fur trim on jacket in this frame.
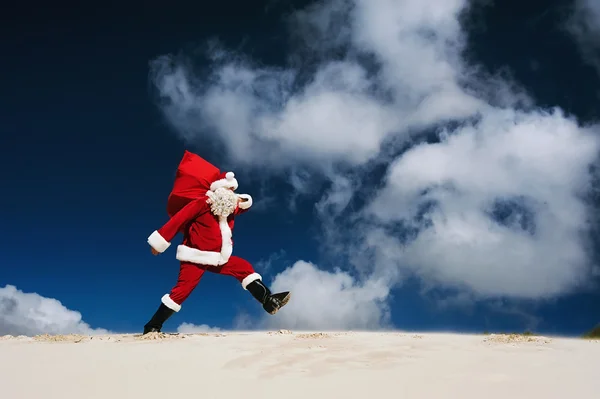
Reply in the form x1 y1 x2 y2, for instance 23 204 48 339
148 230 171 253
241 273 262 290
161 294 181 312
237 194 253 209
176 216 233 266
210 171 238 191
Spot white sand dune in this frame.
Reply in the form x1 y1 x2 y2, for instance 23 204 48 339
0 330 598 398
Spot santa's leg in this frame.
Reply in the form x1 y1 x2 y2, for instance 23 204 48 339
212 256 290 315
143 262 205 334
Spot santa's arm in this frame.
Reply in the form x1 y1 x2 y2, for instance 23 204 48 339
234 193 253 216
147 197 208 253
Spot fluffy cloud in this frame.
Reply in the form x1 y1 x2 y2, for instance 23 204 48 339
262 261 390 330
367 107 600 299
0 285 110 336
150 0 483 170
176 322 222 333
151 0 600 329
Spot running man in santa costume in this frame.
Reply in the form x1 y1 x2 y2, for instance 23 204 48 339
142 151 290 334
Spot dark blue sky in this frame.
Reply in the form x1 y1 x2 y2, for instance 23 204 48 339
1 0 599 336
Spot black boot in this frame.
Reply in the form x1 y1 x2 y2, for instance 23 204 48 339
246 279 291 315
143 303 175 334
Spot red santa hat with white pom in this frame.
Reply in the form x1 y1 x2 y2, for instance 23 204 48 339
209 171 239 192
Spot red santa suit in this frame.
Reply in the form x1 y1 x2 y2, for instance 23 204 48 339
146 152 261 313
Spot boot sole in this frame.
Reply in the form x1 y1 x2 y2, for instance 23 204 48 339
269 292 291 315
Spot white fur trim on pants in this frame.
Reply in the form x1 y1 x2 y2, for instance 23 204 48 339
148 230 171 253
241 273 262 290
161 294 181 312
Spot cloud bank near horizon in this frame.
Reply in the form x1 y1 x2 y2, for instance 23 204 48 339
150 0 600 330
0 285 110 336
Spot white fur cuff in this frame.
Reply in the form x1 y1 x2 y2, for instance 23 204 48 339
148 230 171 253
241 273 262 290
161 294 181 312
237 194 253 209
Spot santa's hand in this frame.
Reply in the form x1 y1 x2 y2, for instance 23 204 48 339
236 194 253 210
150 247 160 256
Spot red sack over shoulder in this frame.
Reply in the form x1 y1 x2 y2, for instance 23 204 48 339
167 151 219 217
166 151 239 217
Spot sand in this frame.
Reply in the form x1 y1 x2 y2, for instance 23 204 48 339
0 330 598 398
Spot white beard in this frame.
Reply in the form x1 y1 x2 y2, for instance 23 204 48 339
206 187 237 217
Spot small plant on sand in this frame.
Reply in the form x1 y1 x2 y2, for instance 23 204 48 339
482 330 536 336
505 330 537 336
582 325 600 339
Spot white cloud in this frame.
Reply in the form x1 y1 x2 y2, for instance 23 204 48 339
367 107 600 299
176 322 221 333
262 261 390 330
0 285 110 336
151 0 600 329
150 0 486 171
568 0 600 74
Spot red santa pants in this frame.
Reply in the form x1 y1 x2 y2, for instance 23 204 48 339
167 256 259 306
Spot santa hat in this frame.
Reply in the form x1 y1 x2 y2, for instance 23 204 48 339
210 171 238 191
166 150 238 216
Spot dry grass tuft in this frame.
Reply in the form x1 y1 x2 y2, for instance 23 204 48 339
483 333 551 344
135 332 185 341
33 334 87 343
268 329 293 335
295 332 331 339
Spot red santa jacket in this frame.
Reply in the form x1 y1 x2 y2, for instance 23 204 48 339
147 193 253 266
